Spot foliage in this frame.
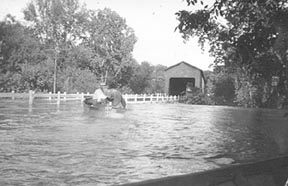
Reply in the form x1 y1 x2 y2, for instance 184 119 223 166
58 66 98 93
22 0 91 93
129 61 153 94
176 0 288 108
23 0 87 47
204 69 236 106
128 62 166 94
15 0 137 93
150 64 166 93
212 71 235 106
82 8 137 87
0 1 165 94
0 15 51 92
179 87 209 105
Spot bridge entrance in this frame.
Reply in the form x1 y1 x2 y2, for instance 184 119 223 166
169 78 195 95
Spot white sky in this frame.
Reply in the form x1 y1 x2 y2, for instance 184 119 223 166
0 0 214 70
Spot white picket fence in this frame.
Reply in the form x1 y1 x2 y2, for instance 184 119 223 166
0 90 180 105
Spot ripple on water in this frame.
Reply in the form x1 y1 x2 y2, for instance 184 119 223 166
0 101 287 185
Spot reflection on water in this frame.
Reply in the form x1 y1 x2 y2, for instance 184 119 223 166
0 99 288 186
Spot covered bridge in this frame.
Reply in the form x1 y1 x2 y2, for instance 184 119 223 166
164 61 205 95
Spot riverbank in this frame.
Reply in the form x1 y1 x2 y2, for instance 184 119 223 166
120 156 288 186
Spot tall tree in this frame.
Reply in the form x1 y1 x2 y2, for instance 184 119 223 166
1 0 138 93
0 15 24 91
129 61 154 94
176 0 288 108
83 8 137 88
0 15 48 92
23 0 89 93
149 64 166 93
23 0 88 47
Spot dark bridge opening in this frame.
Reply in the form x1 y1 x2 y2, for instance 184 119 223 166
169 78 195 95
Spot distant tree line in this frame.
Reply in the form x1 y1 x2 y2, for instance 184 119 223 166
0 0 166 94
177 0 288 109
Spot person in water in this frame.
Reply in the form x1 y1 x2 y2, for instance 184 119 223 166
84 84 126 109
100 85 126 109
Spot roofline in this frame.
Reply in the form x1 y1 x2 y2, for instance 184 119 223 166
165 61 203 72
165 61 206 83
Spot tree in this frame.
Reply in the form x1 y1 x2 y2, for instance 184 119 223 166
23 0 88 46
59 66 98 93
83 8 137 88
22 1 137 92
0 15 24 91
176 0 288 108
149 64 166 93
213 70 236 106
129 61 154 94
204 69 236 105
1 0 140 93
0 15 49 92
23 0 89 93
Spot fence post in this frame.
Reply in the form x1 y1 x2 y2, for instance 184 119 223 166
150 94 153 103
11 90 15 100
48 92 52 100
143 94 146 103
81 92 84 102
29 90 34 105
156 93 159 102
124 94 128 103
57 91 61 105
29 91 33 112
63 92 67 101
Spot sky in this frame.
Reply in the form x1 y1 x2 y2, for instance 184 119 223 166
0 0 214 70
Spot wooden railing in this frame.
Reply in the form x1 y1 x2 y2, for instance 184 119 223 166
0 90 180 105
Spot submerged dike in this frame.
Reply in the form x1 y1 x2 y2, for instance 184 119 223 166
120 156 288 186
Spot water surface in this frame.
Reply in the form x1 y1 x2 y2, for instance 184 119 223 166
0 99 288 186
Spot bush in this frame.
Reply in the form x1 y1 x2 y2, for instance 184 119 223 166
179 87 211 105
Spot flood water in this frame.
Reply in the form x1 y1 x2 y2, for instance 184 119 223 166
0 99 288 186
